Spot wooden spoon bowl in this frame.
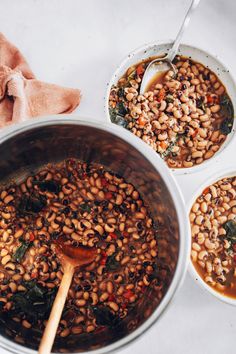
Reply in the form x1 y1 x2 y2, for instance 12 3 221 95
38 238 96 354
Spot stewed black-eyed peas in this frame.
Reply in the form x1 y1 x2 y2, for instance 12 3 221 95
190 176 236 298
109 55 234 168
0 159 162 339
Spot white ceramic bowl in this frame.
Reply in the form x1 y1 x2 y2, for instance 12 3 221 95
188 167 236 306
104 41 236 175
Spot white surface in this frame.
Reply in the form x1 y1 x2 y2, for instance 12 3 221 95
0 0 235 353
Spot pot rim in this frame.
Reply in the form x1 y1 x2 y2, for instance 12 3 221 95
0 116 190 354
187 166 236 306
104 39 236 176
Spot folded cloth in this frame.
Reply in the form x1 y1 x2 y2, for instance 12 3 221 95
0 33 81 127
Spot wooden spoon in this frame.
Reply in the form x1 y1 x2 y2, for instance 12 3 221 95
38 238 96 354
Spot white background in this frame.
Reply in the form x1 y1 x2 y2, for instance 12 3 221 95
0 0 236 353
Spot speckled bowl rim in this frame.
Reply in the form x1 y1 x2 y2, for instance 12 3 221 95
188 166 236 306
104 40 236 176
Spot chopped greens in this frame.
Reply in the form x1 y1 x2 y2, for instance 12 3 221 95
11 281 57 323
105 253 120 272
109 107 128 128
79 203 91 213
220 118 234 135
33 180 61 193
117 101 128 116
223 220 236 243
117 87 125 98
13 238 32 263
127 69 136 82
18 194 47 215
166 95 174 104
220 93 234 135
93 306 120 327
196 98 206 112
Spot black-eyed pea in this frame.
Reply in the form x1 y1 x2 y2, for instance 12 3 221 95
228 189 236 199
150 249 157 257
9 282 17 293
12 274 22 281
192 203 200 213
220 183 231 191
206 261 213 274
191 78 200 85
195 215 204 225
200 202 208 213
205 276 215 285
14 229 24 239
75 299 86 307
83 292 90 300
198 250 208 261
99 292 109 302
191 250 198 262
209 185 218 198
97 265 105 275
104 224 115 233
183 160 193 168
198 260 206 268
18 285 27 292
121 256 130 265
223 239 231 249
60 328 70 337
198 128 207 138
5 262 15 271
1 254 11 266
3 195 14 204
108 302 119 312
0 249 8 257
38 246 47 255
107 281 114 294
75 316 85 325
94 225 104 236
192 242 201 251
158 132 168 141
192 151 203 159
90 292 98 305
228 213 236 220
86 325 95 333
217 215 227 224
2 231 10 242
204 150 214 160
192 224 200 235
173 109 182 119
215 264 223 276
71 326 83 334
222 202 230 211
215 86 225 95
115 194 123 205
204 219 212 230
204 238 215 250
22 320 32 329
204 193 212 202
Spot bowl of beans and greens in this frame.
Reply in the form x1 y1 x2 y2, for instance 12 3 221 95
106 42 236 173
189 169 236 305
0 117 189 353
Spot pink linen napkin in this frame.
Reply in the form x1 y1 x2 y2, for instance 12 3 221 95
0 33 81 127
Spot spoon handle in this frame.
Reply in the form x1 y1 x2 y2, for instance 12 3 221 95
168 0 201 62
38 264 74 354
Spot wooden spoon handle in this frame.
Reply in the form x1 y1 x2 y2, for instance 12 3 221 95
38 264 74 354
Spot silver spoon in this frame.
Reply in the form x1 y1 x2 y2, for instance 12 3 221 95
140 0 201 94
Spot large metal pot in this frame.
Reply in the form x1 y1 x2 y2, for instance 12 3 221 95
0 116 189 354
